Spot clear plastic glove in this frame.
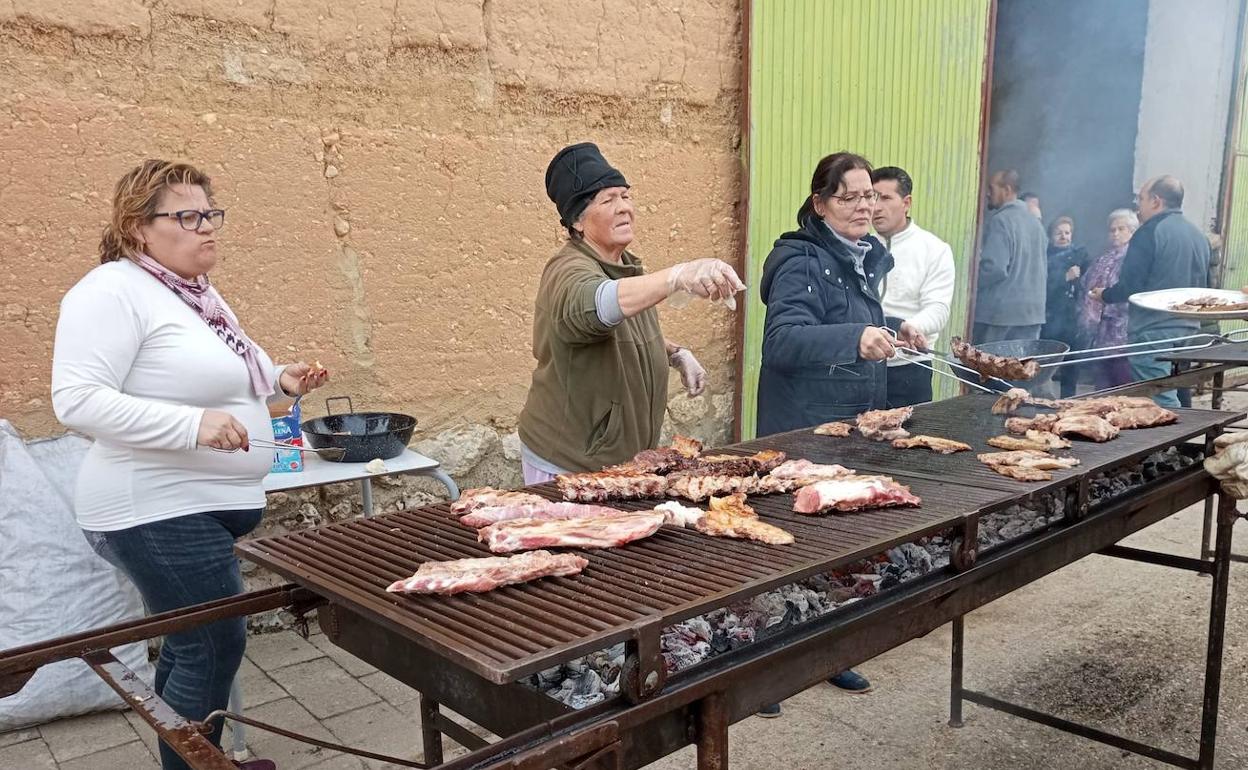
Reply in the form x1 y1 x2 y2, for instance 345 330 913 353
669 348 707 397
1204 432 1248 498
666 259 746 310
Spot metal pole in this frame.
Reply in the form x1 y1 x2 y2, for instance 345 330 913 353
1197 492 1237 770
419 695 444 767
228 678 247 759
696 691 729 770
949 616 965 728
361 478 374 518
1213 371 1226 411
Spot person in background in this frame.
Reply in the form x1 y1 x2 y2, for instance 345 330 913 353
517 142 744 482
1091 176 1210 407
755 151 928 716
1042 216 1089 398
1021 191 1043 220
1078 209 1139 390
51 159 328 770
871 166 956 407
973 170 1049 344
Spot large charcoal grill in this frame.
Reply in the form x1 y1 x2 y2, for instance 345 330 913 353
1 394 1242 770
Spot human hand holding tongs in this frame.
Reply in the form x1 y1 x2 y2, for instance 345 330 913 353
880 326 1009 393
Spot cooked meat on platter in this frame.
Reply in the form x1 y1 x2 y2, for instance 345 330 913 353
458 501 627 529
891 435 972 454
951 337 1040 382
793 476 921 514
1170 295 1248 312
451 487 546 514
656 495 794 545
856 406 914 441
1052 414 1120 442
386 550 589 595
1105 403 1179 429
479 511 667 553
991 387 1058 414
556 470 667 502
977 449 1080 481
688 449 787 477
767 459 856 482
813 421 853 437
987 430 1072 452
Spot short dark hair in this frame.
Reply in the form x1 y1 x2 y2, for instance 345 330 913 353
992 169 1021 195
1147 175 1184 209
1020 191 1040 202
872 166 913 197
798 151 873 223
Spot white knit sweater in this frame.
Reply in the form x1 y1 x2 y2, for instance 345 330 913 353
879 220 956 366
51 259 285 531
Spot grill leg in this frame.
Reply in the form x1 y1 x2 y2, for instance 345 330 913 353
361 478 375 518
1201 495 1215 562
949 616 965 728
696 691 729 770
1212 371 1224 411
420 695 444 766
1197 493 1236 770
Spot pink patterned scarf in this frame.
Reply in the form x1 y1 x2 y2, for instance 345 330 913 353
133 253 275 398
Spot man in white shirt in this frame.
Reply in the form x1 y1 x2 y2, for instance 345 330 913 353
871 166 957 407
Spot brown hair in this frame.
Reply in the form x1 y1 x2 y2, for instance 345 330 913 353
1050 215 1074 236
98 159 214 264
797 151 873 224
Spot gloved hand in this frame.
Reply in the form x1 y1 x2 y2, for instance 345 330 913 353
1204 431 1248 498
669 348 707 397
666 259 746 308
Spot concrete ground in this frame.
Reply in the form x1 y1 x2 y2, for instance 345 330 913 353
4 394 1247 769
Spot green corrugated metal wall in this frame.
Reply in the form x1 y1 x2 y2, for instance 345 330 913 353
1221 79 1248 309
741 0 992 438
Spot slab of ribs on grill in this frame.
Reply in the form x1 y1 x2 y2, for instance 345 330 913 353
951 337 1040 381
793 476 921 514
479 510 667 553
386 550 589 595
987 430 1071 452
857 406 913 441
977 449 1081 481
813 421 853 437
458 501 626 529
450 487 546 514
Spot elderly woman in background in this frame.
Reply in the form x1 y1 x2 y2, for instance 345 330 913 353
1078 209 1139 390
1043 216 1089 397
517 143 744 482
51 160 327 770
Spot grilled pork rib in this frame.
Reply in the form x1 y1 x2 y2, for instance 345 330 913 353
891 435 972 454
792 476 921 514
451 487 546 514
856 406 914 441
386 551 588 594
951 337 1040 381
479 511 667 553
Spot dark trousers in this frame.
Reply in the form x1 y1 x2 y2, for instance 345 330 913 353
886 363 933 408
84 509 263 770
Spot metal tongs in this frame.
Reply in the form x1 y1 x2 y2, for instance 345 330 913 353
880 327 1011 393
212 438 346 462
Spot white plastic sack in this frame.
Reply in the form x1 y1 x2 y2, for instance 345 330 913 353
0 421 154 730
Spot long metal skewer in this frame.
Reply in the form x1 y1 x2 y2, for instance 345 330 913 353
1036 332 1246 369
1028 328 1248 363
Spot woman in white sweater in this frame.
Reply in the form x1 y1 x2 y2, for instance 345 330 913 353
51 159 327 770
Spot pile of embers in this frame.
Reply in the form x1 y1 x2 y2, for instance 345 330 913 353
527 447 1202 709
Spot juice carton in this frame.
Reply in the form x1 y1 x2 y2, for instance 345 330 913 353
269 398 304 473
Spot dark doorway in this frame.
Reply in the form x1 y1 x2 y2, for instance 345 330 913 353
987 0 1148 255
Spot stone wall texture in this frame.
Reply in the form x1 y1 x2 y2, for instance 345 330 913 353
0 0 744 554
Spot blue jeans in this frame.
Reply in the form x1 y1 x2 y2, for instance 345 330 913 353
84 509 263 770
1128 328 1185 408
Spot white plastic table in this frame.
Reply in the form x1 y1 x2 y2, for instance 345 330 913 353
263 448 460 515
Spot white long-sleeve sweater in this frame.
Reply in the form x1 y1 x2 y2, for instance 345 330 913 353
51 259 284 531
879 220 956 366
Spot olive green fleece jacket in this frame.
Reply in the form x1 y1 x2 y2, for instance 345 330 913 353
518 240 668 472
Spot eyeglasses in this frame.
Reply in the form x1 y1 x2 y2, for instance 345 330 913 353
830 191 880 207
153 209 226 231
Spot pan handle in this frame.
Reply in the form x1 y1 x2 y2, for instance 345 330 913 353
325 396 355 416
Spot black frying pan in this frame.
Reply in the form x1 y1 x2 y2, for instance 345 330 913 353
300 396 417 463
